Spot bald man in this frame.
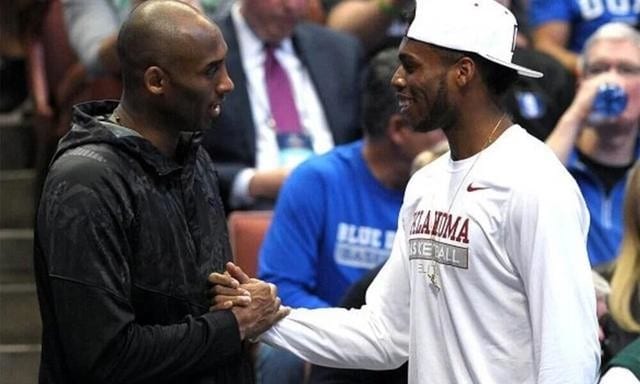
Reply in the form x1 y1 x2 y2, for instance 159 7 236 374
34 1 287 383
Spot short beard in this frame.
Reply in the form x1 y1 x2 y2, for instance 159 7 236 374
414 76 457 133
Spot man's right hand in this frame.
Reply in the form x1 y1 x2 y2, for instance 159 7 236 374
209 262 290 340
231 281 289 340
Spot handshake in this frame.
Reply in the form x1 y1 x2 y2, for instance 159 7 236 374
208 262 290 341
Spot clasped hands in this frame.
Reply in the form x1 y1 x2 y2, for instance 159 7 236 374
208 262 290 341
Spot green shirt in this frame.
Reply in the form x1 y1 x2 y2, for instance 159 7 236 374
604 338 640 378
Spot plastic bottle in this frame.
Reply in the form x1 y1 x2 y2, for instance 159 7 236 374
589 83 628 123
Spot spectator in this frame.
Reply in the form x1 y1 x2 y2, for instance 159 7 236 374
546 22 640 267
601 160 640 365
201 0 364 212
34 2 286 382
213 0 600 382
529 0 640 73
306 136 447 384
600 337 640 384
502 45 576 140
255 47 445 384
326 0 413 55
496 0 577 141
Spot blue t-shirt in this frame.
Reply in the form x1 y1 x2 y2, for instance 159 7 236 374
529 0 639 52
567 139 640 266
258 140 404 308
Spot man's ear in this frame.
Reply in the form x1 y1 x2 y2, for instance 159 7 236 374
453 57 476 88
144 66 166 95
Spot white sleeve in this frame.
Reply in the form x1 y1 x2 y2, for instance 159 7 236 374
262 215 411 370
229 168 256 209
506 179 600 383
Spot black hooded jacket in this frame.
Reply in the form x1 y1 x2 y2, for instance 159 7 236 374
34 101 253 384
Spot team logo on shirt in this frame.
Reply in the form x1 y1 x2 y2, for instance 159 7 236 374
515 91 545 119
408 209 469 269
334 223 395 269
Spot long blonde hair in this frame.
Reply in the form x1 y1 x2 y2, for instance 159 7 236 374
609 160 640 332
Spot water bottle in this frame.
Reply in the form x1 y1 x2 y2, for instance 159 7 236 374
589 83 628 123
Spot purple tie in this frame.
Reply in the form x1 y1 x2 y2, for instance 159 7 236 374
264 45 302 134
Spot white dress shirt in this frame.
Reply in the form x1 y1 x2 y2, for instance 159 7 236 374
229 3 334 207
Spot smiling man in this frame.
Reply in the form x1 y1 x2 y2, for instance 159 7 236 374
34 1 288 383
212 0 601 382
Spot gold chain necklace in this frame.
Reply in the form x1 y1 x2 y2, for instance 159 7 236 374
446 113 506 212
427 113 506 291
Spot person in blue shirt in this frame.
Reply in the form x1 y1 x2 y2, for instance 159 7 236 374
529 0 639 73
259 48 446 310
255 48 446 384
546 22 640 267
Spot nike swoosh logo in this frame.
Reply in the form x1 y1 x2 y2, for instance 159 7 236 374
467 183 490 192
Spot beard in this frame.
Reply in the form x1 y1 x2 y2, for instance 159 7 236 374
414 76 457 133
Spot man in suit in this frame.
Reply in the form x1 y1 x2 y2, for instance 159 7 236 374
202 0 364 211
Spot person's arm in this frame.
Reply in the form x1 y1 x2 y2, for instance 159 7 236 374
248 168 291 200
326 0 407 52
528 0 579 73
545 73 613 164
223 166 290 209
506 172 601 383
61 0 122 75
258 164 331 308
261 214 411 370
532 22 579 73
38 157 276 382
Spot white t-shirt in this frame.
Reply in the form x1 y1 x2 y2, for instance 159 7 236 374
263 125 601 383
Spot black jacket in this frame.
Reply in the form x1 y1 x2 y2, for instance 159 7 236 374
34 101 253 384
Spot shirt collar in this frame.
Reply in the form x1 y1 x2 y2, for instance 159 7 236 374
567 135 640 171
231 2 295 68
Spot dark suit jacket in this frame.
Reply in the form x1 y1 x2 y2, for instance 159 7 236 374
202 15 364 211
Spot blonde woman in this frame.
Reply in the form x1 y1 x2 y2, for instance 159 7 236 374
601 160 640 379
610 159 640 331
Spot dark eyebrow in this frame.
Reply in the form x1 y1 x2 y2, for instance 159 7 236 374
398 52 413 63
398 52 419 68
205 58 224 72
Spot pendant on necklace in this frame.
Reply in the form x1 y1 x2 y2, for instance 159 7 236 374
426 261 441 292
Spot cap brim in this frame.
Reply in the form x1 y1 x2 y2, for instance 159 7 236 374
482 53 544 78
